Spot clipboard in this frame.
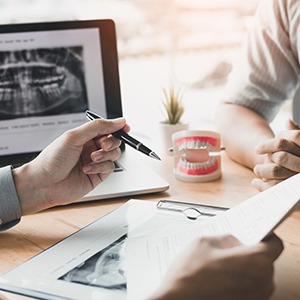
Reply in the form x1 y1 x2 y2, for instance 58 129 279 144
156 199 228 220
0 199 226 300
127 173 300 300
3 163 300 300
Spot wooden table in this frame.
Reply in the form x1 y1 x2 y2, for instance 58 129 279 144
0 153 299 299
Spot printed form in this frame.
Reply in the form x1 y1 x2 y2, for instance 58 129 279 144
126 173 300 300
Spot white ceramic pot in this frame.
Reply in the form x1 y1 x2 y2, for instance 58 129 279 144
159 121 189 154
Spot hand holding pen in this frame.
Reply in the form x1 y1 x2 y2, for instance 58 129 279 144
85 110 161 160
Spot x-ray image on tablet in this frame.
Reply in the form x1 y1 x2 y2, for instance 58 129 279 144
0 46 88 119
0 20 168 201
59 234 127 291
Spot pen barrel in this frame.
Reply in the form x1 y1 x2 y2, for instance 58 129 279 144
136 143 152 156
113 131 151 156
85 110 160 160
113 130 140 148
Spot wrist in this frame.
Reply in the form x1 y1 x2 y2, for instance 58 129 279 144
13 163 47 215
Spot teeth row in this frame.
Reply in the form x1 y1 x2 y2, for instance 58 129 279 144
0 49 68 65
0 73 65 87
32 74 65 85
0 83 62 101
179 157 216 169
40 83 62 98
178 141 214 152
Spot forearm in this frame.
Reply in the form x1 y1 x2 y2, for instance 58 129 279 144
12 163 48 215
215 102 275 169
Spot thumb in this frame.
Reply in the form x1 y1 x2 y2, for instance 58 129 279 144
70 118 127 146
286 118 300 130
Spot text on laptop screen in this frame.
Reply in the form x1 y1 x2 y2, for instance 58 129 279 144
0 27 107 156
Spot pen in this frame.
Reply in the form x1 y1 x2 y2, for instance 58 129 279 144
85 110 161 161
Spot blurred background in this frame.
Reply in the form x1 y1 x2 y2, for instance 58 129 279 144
0 0 289 138
0 0 259 80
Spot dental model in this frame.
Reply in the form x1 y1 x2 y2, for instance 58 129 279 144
172 130 222 182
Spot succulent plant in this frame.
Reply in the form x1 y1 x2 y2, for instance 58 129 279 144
161 86 185 124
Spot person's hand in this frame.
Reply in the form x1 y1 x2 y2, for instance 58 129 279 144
152 234 283 300
252 119 300 191
13 118 129 215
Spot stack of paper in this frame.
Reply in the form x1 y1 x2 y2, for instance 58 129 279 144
126 173 300 299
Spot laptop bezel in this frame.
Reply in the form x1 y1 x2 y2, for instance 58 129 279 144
0 19 124 167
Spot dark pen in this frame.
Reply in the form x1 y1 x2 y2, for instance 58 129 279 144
85 110 161 161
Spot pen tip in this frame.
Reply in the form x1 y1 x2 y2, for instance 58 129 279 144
150 152 161 161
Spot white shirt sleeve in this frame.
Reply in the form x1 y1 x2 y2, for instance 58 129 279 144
0 166 22 230
223 0 300 123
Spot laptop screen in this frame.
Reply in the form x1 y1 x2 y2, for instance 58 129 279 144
0 20 123 163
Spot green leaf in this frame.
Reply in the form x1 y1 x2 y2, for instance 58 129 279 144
161 86 185 124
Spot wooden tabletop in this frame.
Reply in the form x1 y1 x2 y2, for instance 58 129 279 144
0 153 299 300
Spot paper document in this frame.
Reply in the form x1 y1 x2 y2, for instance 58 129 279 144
0 200 219 300
1 174 300 300
126 173 300 299
0 200 158 300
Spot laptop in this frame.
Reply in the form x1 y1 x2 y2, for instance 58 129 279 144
0 19 169 201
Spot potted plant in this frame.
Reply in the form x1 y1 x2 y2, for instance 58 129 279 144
162 86 185 124
159 86 189 153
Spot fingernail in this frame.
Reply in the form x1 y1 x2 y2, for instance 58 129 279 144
102 140 113 151
83 164 92 173
253 166 257 174
113 117 125 124
92 153 104 161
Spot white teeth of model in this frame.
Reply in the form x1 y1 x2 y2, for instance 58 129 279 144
180 156 216 168
178 143 185 152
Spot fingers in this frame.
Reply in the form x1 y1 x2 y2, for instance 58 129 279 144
77 119 124 186
212 234 284 263
256 234 284 261
67 118 127 147
271 151 300 172
204 234 283 261
200 235 242 249
256 131 300 157
81 147 121 188
251 178 281 191
253 127 300 191
253 162 297 180
82 160 116 176
286 119 300 130
252 157 297 192
82 160 116 188
170 234 278 300
93 135 122 153
82 147 121 174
